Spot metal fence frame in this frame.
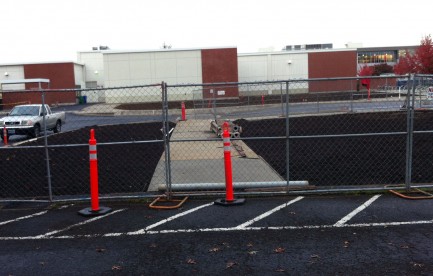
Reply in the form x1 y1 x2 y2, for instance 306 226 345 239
1 74 433 202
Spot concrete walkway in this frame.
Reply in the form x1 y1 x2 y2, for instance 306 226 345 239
148 119 285 192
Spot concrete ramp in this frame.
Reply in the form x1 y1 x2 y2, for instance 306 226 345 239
148 119 289 192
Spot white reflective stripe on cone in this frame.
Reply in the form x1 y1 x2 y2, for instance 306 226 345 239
89 153 97 160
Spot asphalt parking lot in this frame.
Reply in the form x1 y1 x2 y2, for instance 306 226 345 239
1 193 433 275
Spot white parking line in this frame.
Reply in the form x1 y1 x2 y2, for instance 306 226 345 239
143 218 433 234
35 209 126 238
0 211 48 226
124 202 214 236
334 195 381 227
1 216 432 240
58 204 75 209
8 209 126 240
1 195 432 240
236 196 304 229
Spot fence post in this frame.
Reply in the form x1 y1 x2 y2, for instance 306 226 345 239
405 74 415 191
285 81 290 191
78 129 112 216
215 122 245 206
162 82 173 198
280 83 284 116
40 85 53 202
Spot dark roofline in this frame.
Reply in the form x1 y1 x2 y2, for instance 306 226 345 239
0 61 84 66
357 45 418 52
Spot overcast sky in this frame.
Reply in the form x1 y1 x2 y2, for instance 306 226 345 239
1 0 431 64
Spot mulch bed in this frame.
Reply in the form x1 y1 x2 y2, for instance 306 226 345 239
236 110 433 187
1 109 432 199
0 122 174 199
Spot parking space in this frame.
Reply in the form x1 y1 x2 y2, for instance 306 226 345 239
348 195 433 224
1 193 433 274
251 195 372 227
0 207 86 237
1 193 432 240
0 208 47 224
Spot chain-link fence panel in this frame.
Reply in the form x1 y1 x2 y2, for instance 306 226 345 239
164 82 292 195
0 146 47 199
241 76 414 190
165 75 427 195
0 84 169 200
411 74 433 186
412 75 433 109
2 75 432 201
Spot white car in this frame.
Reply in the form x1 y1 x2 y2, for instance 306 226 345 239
0 104 66 140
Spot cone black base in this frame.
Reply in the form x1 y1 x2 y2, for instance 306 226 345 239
214 198 245 206
78 206 112 217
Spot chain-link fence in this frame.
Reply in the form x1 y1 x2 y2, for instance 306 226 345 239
0 84 168 201
1 75 432 201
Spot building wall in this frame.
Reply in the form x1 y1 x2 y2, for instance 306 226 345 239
77 48 241 103
238 52 309 95
1 63 77 106
238 54 268 82
308 50 357 92
23 63 76 89
24 63 76 104
1 48 367 108
0 65 25 90
103 50 203 87
201 48 239 98
2 91 44 106
74 63 85 89
101 50 203 103
270 53 308 80
238 52 308 81
77 51 104 88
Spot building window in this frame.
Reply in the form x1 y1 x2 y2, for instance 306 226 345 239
357 50 397 64
86 81 97 88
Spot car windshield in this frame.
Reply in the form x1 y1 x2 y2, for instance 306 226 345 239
9 106 40 116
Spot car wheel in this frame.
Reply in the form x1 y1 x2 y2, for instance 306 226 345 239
53 121 62 133
32 125 40 138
